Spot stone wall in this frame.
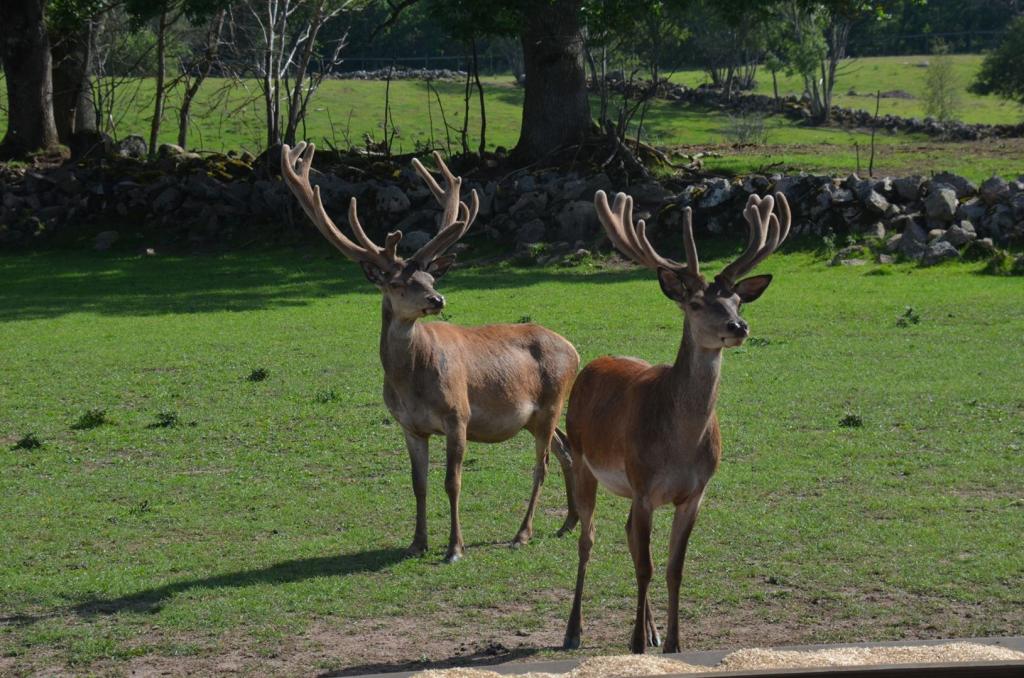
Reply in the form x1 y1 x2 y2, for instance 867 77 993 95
1 142 1022 270
602 79 1024 141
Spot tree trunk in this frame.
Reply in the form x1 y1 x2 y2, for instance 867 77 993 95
512 0 591 164
149 9 169 156
0 0 59 159
50 21 96 144
179 10 225 148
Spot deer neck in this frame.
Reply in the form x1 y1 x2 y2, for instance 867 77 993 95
379 297 425 378
668 320 723 422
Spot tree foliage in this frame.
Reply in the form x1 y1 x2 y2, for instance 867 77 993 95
970 15 1024 107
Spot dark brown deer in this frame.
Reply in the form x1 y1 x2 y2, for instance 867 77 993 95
281 142 579 562
563 189 790 652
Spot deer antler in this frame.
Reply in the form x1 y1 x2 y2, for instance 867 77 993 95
594 190 699 276
716 192 791 284
409 151 479 268
281 142 399 271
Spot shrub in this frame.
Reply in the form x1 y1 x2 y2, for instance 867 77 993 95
923 44 961 123
246 367 270 382
724 112 768 145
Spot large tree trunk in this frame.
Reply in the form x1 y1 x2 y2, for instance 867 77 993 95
50 21 97 144
0 0 59 159
512 0 591 164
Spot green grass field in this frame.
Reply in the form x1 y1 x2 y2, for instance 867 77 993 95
1 246 1022 675
671 54 1022 126
2 55 1022 181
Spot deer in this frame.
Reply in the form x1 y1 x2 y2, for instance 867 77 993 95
562 189 790 653
280 142 580 563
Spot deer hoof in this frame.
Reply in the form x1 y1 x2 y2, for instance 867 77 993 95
404 542 427 557
648 628 662 648
556 517 578 537
442 547 464 563
511 531 531 547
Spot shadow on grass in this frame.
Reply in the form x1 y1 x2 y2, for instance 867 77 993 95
70 547 406 618
0 234 824 322
319 645 541 678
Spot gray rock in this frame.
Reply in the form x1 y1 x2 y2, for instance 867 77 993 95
628 181 670 204
742 174 771 194
899 233 927 260
932 172 977 198
515 218 547 244
979 176 1009 205
862 189 890 214
891 213 927 242
859 221 886 239
398 230 432 252
927 228 946 241
830 245 870 266
983 204 1016 239
893 175 924 202
515 175 536 193
94 230 119 251
559 178 587 201
509 191 548 222
114 135 147 159
921 240 960 266
955 198 987 224
941 222 977 247
555 200 599 243
876 253 896 264
699 178 733 209
153 186 183 213
157 143 187 159
375 185 410 214
923 185 957 222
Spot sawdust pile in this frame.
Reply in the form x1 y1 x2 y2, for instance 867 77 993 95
409 642 1024 678
717 642 1024 670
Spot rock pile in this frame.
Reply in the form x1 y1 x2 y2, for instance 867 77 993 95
1 143 1022 272
335 68 467 81
598 78 1024 141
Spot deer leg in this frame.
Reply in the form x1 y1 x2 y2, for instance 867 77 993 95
563 461 598 650
442 423 467 563
625 507 661 648
403 430 430 557
628 498 655 654
552 427 578 537
513 420 556 546
663 492 703 654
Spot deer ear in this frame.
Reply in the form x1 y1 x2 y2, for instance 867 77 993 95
734 274 773 303
360 261 389 286
657 268 691 303
427 254 457 280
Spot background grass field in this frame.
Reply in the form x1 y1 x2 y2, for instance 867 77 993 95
2 55 1022 180
1 244 1021 675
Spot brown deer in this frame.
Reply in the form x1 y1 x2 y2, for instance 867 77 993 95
281 142 580 562
563 190 790 653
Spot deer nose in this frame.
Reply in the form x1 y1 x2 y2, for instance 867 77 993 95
427 294 445 309
726 320 749 337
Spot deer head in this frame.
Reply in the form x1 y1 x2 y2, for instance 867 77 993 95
594 190 790 349
281 142 479 320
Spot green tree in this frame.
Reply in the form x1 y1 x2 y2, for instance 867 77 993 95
970 15 1024 108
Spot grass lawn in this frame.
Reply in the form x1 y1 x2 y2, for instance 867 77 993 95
1 245 1022 675
2 55 1022 181
670 54 1023 126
